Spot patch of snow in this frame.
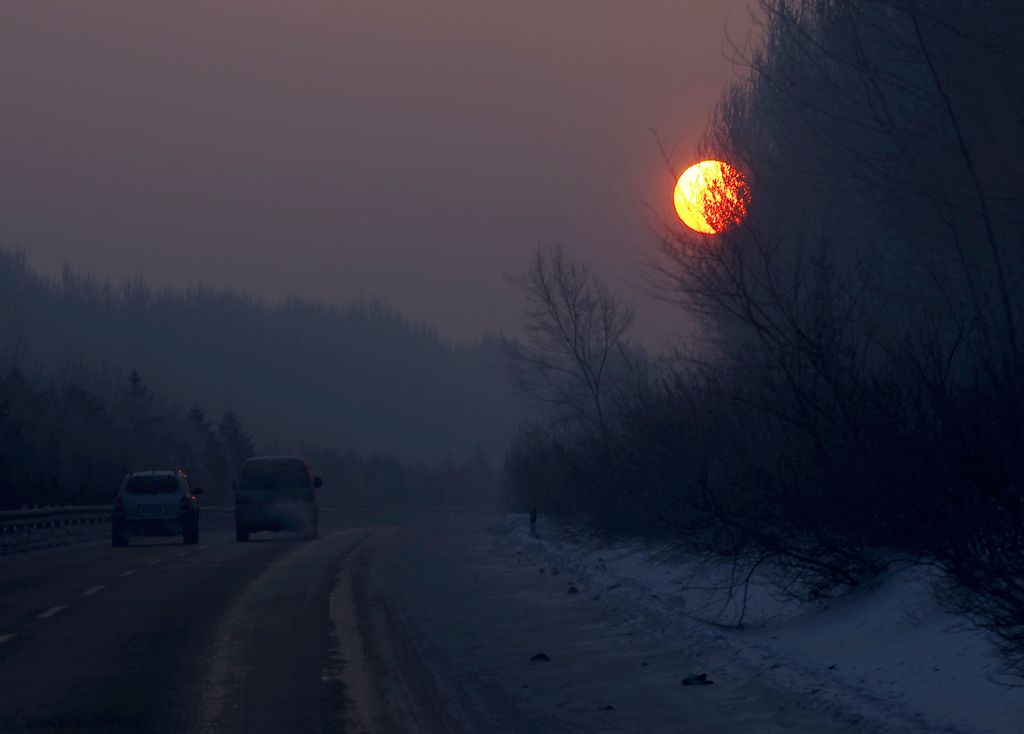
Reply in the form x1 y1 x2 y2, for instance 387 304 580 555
495 514 1024 734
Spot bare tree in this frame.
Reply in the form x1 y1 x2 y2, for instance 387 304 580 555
651 0 1024 667
504 245 635 438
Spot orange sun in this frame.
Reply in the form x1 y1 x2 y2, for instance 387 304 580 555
673 160 750 235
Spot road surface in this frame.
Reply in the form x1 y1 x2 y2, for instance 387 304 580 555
0 512 859 733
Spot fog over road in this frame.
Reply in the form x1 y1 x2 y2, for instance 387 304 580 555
0 513 854 733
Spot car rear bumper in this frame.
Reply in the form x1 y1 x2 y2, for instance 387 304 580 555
117 518 184 536
235 502 315 532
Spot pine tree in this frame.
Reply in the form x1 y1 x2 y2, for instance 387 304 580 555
217 409 254 480
187 403 228 495
119 370 164 472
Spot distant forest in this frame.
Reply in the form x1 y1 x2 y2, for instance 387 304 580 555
0 249 508 508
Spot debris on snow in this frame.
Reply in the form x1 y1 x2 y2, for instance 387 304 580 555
682 673 715 686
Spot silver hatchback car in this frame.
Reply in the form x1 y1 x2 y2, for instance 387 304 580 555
111 470 203 546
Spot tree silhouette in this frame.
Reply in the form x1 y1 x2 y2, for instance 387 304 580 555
218 409 254 481
187 403 228 496
504 244 635 439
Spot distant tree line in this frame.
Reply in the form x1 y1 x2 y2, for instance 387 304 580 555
0 365 498 510
308 446 498 508
0 366 248 507
0 247 516 462
505 1 1024 674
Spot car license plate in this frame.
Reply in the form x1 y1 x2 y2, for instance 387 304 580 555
139 504 165 517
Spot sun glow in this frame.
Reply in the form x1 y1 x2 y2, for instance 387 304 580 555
673 160 750 235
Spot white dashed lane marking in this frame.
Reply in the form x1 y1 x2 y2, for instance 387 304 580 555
118 570 136 578
82 585 105 596
147 559 162 565
37 606 66 620
0 634 15 644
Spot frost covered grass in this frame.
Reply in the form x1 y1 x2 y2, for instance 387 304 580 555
496 514 1024 734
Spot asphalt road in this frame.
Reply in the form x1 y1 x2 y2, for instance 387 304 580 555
0 526 402 733
0 516 861 734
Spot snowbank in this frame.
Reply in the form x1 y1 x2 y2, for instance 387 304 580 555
496 514 1024 734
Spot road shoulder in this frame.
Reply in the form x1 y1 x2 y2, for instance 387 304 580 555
350 517 860 733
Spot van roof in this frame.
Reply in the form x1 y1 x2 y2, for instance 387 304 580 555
242 456 308 465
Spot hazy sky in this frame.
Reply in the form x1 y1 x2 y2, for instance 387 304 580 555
0 1 753 344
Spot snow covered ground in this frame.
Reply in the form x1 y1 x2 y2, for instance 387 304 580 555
497 514 1024 734
372 515 862 733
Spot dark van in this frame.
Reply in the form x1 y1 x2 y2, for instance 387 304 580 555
234 456 322 542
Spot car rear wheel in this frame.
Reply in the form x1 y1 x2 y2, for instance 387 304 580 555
236 525 249 542
112 523 128 547
183 516 199 545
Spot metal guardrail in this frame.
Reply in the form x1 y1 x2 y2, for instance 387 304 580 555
0 506 113 534
0 505 495 556
0 505 234 534
0 504 493 533
0 505 498 558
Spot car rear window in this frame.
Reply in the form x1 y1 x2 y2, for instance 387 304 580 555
124 476 180 494
239 461 311 491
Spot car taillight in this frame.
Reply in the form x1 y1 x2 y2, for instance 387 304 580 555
180 495 192 511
